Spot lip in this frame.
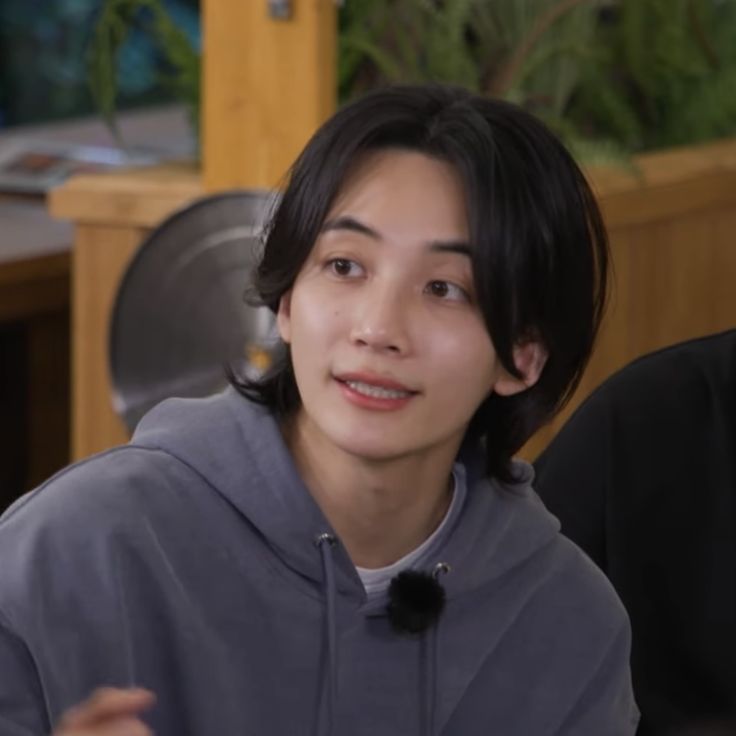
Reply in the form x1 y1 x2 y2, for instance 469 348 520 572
332 371 419 412
333 371 418 393
336 379 416 411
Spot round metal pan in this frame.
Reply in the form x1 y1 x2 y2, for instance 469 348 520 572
109 190 279 430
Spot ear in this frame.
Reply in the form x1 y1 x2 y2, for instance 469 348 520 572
492 341 548 397
276 290 293 344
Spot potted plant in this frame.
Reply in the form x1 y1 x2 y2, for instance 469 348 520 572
87 0 736 158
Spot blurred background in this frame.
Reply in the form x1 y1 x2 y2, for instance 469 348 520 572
0 0 199 510
1 0 736 512
0 0 199 128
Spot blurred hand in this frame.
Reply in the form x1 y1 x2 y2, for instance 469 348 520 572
53 687 155 736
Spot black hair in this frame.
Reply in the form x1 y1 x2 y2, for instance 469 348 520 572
229 83 609 483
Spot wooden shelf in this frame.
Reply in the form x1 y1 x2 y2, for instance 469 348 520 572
590 137 736 227
48 163 202 227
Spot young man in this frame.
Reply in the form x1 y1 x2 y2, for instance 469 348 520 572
0 84 638 735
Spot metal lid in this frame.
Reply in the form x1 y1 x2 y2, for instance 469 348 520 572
109 189 279 430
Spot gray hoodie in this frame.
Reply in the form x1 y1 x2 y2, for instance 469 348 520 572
0 389 638 735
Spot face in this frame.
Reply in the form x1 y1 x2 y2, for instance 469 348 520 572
278 149 536 465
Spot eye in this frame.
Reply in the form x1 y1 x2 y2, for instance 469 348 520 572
327 258 364 278
425 280 469 302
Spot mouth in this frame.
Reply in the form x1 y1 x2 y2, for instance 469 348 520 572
341 380 413 400
333 372 419 406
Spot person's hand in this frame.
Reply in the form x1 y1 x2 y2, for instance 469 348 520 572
53 687 155 735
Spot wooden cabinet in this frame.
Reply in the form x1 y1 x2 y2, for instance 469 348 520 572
0 197 72 502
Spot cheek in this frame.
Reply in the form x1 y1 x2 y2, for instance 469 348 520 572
430 321 497 383
288 288 343 353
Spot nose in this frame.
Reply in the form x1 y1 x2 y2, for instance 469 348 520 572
349 281 410 355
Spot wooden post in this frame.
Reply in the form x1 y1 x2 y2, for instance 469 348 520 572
49 166 203 460
201 0 337 191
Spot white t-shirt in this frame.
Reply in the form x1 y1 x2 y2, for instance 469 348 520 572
356 464 467 597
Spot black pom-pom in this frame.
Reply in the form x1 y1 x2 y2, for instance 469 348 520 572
387 570 446 635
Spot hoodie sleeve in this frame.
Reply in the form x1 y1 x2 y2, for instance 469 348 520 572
555 623 640 735
0 613 50 735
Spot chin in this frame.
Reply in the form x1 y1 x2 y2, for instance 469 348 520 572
334 436 404 462
334 427 458 465
326 425 412 463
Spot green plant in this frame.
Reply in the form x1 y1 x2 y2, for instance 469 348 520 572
90 0 601 153
338 0 486 96
87 0 199 144
88 0 736 162
564 0 736 151
338 0 629 163
338 0 597 100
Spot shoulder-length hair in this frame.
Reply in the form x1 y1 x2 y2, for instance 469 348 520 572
230 84 608 483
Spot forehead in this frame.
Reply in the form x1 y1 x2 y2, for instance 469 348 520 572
324 149 470 239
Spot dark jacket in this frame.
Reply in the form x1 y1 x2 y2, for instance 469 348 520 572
535 330 736 736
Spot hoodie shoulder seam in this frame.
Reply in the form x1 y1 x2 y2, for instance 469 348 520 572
0 446 142 527
0 444 217 530
127 441 225 499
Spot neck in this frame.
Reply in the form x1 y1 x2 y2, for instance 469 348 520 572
282 412 459 569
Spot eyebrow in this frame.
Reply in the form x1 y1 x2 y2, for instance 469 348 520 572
320 215 472 256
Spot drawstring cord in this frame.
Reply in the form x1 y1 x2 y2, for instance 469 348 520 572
315 532 338 736
423 562 450 736
313 534 450 736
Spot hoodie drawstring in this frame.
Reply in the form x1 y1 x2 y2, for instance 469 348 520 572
315 532 338 736
422 561 449 736
313 537 448 736
420 625 439 736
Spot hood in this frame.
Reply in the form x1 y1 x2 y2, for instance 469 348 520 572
0 388 634 736
131 388 560 603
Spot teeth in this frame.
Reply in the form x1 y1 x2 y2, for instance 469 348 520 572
345 381 411 399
